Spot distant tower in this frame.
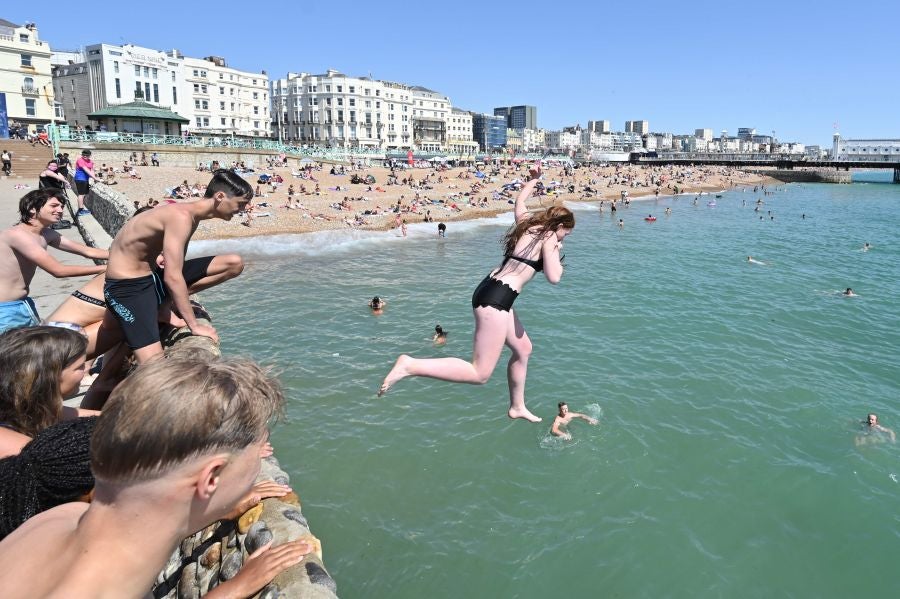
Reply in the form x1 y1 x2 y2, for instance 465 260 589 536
833 132 841 160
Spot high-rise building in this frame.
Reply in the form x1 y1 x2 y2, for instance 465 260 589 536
587 120 610 133
625 120 649 134
737 127 756 140
472 113 507 151
493 105 536 130
0 20 55 132
694 128 713 141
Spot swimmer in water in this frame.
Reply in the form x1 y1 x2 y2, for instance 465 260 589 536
747 256 766 265
862 242 871 251
368 296 386 314
842 288 856 297
432 324 448 345
617 219 624 227
855 413 896 446
550 402 598 440
665 207 671 215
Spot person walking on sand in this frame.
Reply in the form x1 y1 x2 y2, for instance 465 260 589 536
379 164 574 423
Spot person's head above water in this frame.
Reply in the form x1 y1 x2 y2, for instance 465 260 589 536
558 401 568 416
435 325 443 334
867 413 878 427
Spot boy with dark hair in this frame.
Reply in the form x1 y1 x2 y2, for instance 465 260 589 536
0 189 108 333
0 357 312 598
103 170 252 362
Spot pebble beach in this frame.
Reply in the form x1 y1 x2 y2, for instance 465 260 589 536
94 161 776 240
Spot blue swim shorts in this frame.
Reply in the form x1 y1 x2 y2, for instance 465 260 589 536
0 297 40 334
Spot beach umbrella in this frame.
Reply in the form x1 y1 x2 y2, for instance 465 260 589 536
298 158 316 165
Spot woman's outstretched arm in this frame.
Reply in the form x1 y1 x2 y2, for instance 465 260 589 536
514 165 542 222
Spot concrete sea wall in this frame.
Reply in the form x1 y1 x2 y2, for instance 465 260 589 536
750 168 852 184
81 187 338 598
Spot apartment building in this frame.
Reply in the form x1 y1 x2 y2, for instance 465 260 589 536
181 54 269 136
0 20 54 131
448 108 478 155
52 43 184 132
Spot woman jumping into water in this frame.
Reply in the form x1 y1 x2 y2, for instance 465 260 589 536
379 165 574 422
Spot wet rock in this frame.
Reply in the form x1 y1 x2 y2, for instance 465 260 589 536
280 491 301 507
305 561 337 594
258 584 284 599
245 521 274 555
219 549 243 581
282 508 308 529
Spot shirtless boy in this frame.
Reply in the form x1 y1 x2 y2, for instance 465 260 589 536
103 169 252 362
550 402 599 441
0 357 312 599
0 189 108 333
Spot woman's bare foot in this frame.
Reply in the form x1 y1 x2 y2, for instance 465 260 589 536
508 406 542 423
378 354 413 396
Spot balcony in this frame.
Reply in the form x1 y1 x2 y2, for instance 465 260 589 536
21 85 40 95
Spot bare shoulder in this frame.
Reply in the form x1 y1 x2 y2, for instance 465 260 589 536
0 501 85 554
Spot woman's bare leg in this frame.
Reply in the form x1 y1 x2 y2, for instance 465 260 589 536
379 307 508 395
505 309 540 422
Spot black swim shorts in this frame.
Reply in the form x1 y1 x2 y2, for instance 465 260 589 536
104 256 215 350
74 180 90 195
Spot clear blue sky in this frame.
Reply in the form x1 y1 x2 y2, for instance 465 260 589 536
12 0 899 146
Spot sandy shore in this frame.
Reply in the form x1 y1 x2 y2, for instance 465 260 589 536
101 162 777 241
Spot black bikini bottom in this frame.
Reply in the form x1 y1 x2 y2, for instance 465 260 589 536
471 276 519 312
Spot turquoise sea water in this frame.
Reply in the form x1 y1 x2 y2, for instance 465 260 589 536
194 173 900 598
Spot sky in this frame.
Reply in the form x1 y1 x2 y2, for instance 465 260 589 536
11 0 900 146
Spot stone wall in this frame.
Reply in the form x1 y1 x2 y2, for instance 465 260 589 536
83 182 134 238
153 458 338 599
750 168 852 184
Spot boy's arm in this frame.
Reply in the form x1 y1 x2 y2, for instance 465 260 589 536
161 216 218 342
12 232 105 278
52 234 109 261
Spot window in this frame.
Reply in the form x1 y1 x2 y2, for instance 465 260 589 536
349 98 355 107
21 54 32 67
135 81 143 98
254 121 260 129
376 101 380 109
23 76 34 89
145 82 151 101
193 84 199 93
219 73 223 79
349 110 356 122
253 106 258 115
171 72 176 82
219 86 225 94
231 102 235 111
113 61 119 73
201 85 208 93
115 78 121 98
143 66 149 77
200 70 207 77
152 68 158 79
325 85 331 92
220 101 225 110
134 65 141 76
252 79 257 85
196 117 202 127
172 87 177 103
325 98 331 106
153 84 159 102
337 85 342 92
193 69 199 77
203 117 209 126
19 33 28 42
221 117 226 125
349 86 355 93
337 98 343 106
252 92 258 99
364 88 370 95
25 99 35 116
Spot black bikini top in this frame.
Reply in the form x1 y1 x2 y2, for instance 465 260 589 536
503 253 543 272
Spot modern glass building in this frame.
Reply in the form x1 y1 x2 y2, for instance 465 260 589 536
493 105 536 130
472 113 507 151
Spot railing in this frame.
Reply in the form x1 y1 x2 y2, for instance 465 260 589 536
21 85 39 95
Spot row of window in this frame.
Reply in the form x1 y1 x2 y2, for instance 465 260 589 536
191 69 262 85
194 117 263 129
192 84 266 101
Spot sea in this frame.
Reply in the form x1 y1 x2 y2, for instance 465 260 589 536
192 171 900 598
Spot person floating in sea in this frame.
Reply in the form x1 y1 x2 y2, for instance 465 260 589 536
368 296 386 315
617 218 624 227
747 256 766 265
437 222 446 238
855 413 896 446
862 242 871 252
843 287 856 297
550 402 598 440
379 164 574 423
432 324 448 345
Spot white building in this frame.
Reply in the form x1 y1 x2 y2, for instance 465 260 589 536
448 108 478 156
694 128 713 141
271 70 457 151
832 134 900 161
0 20 54 131
181 55 269 137
587 120 610 133
546 129 580 151
625 120 649 134
53 43 186 133
520 128 545 152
